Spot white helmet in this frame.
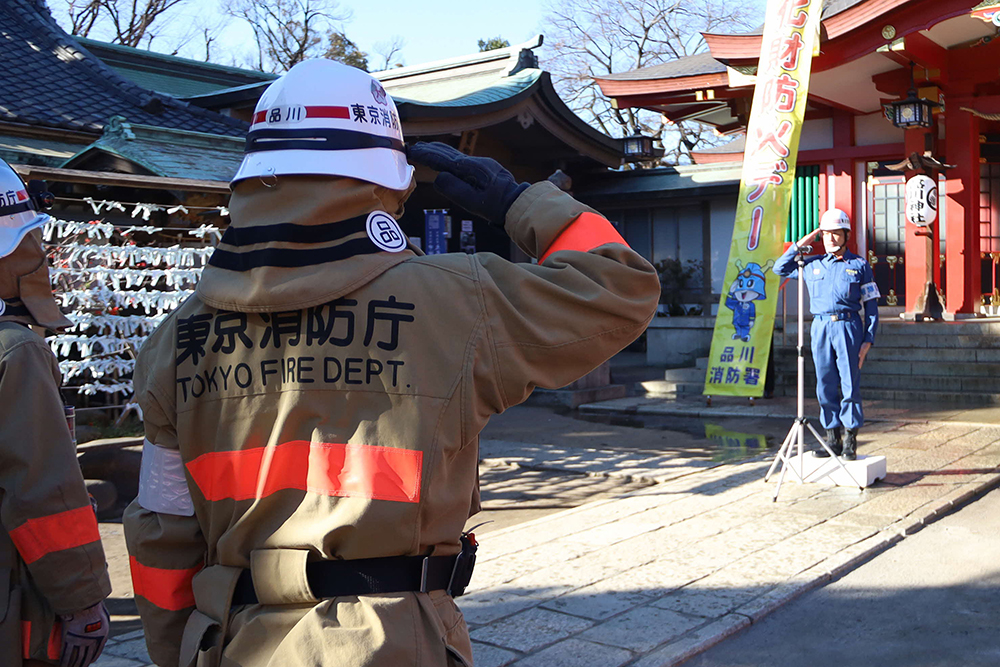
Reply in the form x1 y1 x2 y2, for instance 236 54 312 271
819 208 851 232
231 59 413 191
0 159 50 259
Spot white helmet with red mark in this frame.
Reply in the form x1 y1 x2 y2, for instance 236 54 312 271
0 159 51 259
231 59 413 191
819 208 851 232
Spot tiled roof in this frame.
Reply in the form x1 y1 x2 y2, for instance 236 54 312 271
0 0 248 137
602 0 872 82
597 52 727 82
391 70 542 108
63 118 245 182
579 162 741 199
77 37 277 98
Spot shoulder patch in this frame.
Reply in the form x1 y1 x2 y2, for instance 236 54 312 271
366 211 407 253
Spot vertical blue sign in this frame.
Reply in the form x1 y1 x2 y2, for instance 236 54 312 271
424 210 447 255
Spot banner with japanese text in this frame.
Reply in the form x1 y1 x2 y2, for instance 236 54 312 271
704 0 823 397
424 209 448 255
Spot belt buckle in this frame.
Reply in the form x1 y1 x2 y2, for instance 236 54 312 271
830 313 839 321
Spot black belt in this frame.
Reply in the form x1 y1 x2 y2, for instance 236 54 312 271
814 312 857 322
231 536 477 605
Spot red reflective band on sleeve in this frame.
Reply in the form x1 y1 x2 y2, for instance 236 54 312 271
539 212 629 264
186 441 423 504
19 620 61 660
9 505 101 564
129 556 200 611
47 620 61 661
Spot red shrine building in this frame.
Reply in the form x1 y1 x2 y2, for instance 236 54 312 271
596 0 1000 318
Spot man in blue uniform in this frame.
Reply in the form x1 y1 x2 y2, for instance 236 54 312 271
774 208 879 460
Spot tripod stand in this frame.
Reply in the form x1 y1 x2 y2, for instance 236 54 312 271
764 247 863 501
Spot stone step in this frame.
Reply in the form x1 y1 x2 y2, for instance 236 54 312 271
774 385 1000 406
773 370 1000 394
781 319 1000 337
664 368 706 382
640 380 704 396
641 367 706 395
773 357 1000 378
776 332 1000 350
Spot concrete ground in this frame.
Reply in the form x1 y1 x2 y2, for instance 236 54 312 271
92 396 1000 667
685 485 1000 667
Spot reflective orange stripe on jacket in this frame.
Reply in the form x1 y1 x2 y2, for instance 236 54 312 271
129 556 201 611
21 620 61 660
539 212 628 264
8 505 101 564
186 441 423 504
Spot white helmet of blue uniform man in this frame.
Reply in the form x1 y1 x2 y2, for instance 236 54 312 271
231 59 414 191
819 208 851 233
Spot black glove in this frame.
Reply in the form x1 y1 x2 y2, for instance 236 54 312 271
408 141 529 227
59 602 110 667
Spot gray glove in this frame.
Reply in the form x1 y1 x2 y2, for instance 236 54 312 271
59 602 110 667
408 141 529 227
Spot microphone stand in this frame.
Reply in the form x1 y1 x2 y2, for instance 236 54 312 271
764 244 862 501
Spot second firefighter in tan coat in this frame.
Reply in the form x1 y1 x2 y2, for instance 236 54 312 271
0 158 112 667
124 59 660 667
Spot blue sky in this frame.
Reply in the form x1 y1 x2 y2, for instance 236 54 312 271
49 0 767 72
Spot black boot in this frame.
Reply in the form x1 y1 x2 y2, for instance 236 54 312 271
842 428 858 461
816 427 842 458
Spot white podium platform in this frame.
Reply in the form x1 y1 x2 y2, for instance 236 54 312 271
779 453 887 488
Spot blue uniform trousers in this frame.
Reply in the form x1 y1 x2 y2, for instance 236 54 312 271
811 314 864 430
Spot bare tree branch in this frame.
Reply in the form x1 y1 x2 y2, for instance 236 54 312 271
542 0 755 164
373 36 406 70
225 0 352 72
65 0 103 37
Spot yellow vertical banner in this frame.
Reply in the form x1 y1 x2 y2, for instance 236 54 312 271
704 0 824 397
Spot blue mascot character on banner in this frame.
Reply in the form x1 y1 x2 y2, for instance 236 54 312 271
725 259 774 341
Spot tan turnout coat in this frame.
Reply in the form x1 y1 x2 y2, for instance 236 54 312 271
0 234 112 666
124 176 659 667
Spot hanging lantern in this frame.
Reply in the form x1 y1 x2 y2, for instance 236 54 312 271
623 129 655 161
888 63 941 129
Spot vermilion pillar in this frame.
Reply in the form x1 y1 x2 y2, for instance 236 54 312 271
830 111 856 251
903 127 939 314
944 109 981 316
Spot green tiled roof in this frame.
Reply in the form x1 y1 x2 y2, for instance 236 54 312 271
0 134 84 167
63 117 244 182
98 64 247 98
77 37 276 99
391 69 542 107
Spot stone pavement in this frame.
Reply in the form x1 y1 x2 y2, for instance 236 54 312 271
92 400 1000 667
459 412 1000 667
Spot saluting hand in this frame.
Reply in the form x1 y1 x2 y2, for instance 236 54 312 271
859 342 872 369
798 228 821 249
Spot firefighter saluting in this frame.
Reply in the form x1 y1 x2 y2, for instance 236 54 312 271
124 59 659 667
0 158 112 667
773 208 879 460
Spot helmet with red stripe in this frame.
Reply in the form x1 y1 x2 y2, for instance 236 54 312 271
0 158 51 259
231 59 413 191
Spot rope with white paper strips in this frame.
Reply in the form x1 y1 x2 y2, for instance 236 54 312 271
44 213 217 397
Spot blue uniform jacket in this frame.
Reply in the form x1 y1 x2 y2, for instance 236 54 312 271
774 243 879 344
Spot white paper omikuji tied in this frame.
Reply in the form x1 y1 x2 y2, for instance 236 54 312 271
43 214 216 396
